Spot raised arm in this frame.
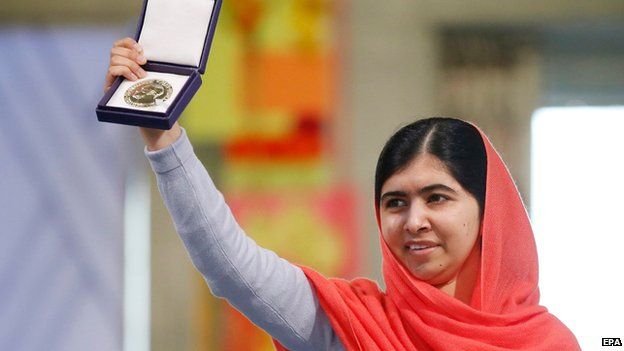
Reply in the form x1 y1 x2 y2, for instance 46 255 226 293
105 38 343 350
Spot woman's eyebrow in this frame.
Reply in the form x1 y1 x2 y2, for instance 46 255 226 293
380 191 407 201
381 184 457 201
419 184 458 195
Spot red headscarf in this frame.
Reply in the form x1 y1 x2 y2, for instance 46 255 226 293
274 125 580 350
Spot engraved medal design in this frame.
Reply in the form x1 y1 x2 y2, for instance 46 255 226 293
124 79 173 107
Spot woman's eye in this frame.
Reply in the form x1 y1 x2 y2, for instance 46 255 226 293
428 194 448 203
386 199 406 208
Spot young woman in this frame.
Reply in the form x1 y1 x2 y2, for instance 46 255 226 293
106 38 580 350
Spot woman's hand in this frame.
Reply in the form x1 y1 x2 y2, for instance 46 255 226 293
105 37 181 151
104 37 147 93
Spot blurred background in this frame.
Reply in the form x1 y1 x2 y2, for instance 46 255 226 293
1 0 623 350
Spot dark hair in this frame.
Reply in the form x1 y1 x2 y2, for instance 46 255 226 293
374 117 487 215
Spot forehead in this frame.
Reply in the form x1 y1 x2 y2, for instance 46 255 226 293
381 154 459 192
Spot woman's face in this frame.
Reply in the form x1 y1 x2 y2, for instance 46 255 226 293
379 153 482 287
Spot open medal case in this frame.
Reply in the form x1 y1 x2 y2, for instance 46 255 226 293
96 0 222 129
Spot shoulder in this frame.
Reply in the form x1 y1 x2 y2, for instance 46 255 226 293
337 277 385 300
350 277 382 293
300 267 384 300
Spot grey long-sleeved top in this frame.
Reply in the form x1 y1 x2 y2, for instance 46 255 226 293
144 127 345 351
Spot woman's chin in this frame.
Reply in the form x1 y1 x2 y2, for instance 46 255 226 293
406 263 444 283
405 261 458 286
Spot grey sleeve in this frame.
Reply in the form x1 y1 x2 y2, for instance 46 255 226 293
144 127 344 351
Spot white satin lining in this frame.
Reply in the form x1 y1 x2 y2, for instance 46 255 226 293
138 0 215 68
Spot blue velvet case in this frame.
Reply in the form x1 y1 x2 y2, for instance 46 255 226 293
96 0 222 130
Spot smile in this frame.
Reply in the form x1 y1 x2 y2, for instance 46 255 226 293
405 244 439 255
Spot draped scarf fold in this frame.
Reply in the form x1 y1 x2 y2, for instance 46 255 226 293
274 125 580 350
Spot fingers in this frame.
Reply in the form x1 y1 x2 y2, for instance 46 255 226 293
104 65 142 92
110 47 147 65
113 37 143 53
110 55 147 78
108 65 140 82
104 72 116 93
104 37 148 92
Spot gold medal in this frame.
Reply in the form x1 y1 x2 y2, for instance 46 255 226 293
124 79 173 107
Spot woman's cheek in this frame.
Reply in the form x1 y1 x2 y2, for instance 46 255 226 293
381 215 401 243
386 215 403 234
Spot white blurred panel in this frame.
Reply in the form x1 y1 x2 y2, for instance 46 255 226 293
531 106 624 350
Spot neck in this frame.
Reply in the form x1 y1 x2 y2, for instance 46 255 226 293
436 243 481 304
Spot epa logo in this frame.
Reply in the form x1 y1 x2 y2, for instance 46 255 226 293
603 338 623 347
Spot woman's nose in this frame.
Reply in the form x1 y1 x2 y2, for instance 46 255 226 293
403 205 430 234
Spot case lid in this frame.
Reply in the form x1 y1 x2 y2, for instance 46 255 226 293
137 0 220 74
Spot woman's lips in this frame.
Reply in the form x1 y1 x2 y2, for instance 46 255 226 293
407 246 438 255
405 242 440 255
